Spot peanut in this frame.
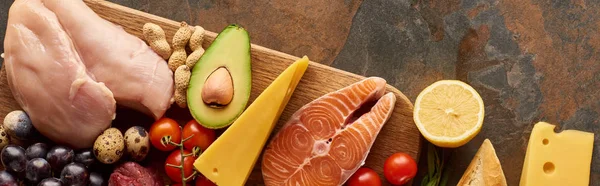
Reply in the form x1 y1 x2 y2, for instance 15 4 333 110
189 26 205 51
186 48 205 68
142 23 171 60
174 65 191 91
168 22 193 72
186 26 206 68
174 88 187 108
174 65 191 108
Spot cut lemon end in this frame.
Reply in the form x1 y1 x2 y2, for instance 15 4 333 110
414 80 484 148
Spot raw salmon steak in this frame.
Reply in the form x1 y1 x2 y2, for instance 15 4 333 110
261 77 397 186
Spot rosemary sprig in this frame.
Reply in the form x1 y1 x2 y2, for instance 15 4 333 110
421 143 450 186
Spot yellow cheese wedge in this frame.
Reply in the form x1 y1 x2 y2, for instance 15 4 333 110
193 56 310 186
520 122 594 186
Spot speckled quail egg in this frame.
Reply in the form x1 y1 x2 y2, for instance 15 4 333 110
93 128 124 164
0 127 10 150
124 126 150 162
3 110 38 141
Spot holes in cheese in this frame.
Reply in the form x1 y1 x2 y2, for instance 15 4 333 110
543 162 555 174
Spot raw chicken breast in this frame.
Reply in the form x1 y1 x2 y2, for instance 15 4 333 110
43 0 174 120
3 0 116 148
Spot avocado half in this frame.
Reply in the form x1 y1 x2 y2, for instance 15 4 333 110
187 24 251 129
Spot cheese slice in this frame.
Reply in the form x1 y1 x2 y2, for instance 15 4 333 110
193 56 310 186
520 122 594 186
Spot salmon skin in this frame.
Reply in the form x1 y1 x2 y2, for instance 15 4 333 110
261 77 397 186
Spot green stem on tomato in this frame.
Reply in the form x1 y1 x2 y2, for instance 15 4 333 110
184 170 198 182
161 135 173 147
166 163 181 168
192 146 201 157
164 127 200 185
168 141 182 147
182 134 194 142
178 126 187 186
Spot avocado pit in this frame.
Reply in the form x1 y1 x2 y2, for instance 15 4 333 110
202 67 234 107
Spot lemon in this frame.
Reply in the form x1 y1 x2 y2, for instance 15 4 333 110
413 80 484 148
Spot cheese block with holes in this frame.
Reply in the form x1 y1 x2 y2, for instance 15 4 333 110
520 122 594 186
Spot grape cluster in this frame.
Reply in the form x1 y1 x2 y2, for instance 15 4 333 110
0 143 105 186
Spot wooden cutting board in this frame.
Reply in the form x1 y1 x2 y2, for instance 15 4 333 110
0 0 422 185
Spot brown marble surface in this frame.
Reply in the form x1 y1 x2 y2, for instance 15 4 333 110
2 0 600 185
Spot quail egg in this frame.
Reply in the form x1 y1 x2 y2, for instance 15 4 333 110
93 128 124 164
124 126 150 161
3 110 38 141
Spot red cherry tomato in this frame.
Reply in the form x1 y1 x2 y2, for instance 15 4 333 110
165 149 197 183
383 152 417 185
182 120 216 152
346 167 382 186
149 117 181 151
195 174 217 186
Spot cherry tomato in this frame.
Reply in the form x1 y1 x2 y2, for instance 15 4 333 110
383 152 417 185
149 117 181 151
195 174 217 186
182 120 216 152
346 167 382 186
165 149 197 183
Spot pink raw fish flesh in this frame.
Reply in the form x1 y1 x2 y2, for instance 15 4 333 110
261 77 397 186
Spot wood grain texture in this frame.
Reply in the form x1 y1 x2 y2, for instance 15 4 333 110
0 0 421 185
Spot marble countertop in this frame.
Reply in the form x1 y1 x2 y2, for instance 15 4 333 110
1 0 599 185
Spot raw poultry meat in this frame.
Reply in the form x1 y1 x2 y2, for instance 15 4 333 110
4 0 175 148
43 0 174 119
3 0 116 148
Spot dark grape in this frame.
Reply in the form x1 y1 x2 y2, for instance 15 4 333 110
0 171 17 186
1 144 27 173
88 172 105 186
26 143 49 160
74 149 95 168
60 163 88 186
26 158 52 184
46 146 74 173
38 177 62 186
